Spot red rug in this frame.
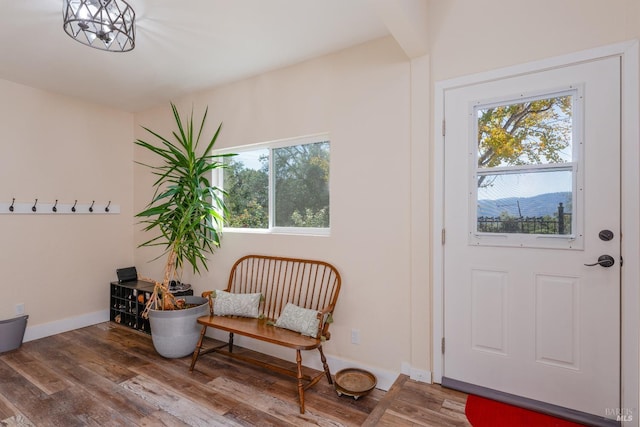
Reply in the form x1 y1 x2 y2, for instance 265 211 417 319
465 394 587 427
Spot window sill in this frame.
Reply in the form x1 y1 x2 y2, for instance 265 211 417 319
223 227 330 237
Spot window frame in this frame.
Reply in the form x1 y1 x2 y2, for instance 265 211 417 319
214 133 331 236
467 86 584 249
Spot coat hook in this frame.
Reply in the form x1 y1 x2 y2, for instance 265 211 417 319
89 200 95 213
52 199 58 213
9 198 14 212
72 200 77 213
105 201 111 213
32 199 38 212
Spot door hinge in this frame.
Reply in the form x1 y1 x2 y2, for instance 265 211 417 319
441 337 445 354
442 119 446 137
441 228 446 245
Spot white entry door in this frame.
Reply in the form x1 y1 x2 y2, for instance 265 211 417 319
442 56 620 419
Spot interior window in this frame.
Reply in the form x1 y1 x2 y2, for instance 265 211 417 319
218 135 330 234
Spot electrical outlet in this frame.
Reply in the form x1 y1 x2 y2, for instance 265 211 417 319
351 329 360 345
15 303 25 315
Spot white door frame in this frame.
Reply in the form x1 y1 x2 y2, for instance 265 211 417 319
432 40 640 423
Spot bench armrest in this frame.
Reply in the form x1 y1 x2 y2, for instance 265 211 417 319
201 291 215 316
316 307 334 340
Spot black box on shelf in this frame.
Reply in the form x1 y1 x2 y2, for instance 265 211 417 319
116 266 137 283
170 289 194 297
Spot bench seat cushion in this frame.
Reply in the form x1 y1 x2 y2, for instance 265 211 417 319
197 315 322 351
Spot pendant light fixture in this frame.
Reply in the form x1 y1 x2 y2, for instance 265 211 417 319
62 0 135 52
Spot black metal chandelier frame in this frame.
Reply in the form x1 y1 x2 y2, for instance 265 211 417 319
62 0 135 52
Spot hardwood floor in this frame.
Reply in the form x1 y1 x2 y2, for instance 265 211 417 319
363 376 470 427
0 323 470 426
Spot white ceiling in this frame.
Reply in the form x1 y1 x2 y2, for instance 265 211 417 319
0 1 393 112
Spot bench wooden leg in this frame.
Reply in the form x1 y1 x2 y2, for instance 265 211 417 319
296 350 305 414
189 325 208 371
228 332 234 353
317 345 333 384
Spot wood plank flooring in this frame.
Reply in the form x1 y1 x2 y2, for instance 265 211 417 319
0 322 470 426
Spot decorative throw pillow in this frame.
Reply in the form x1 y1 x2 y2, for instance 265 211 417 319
213 290 261 318
275 303 321 338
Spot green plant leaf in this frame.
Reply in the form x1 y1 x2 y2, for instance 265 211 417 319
135 102 236 286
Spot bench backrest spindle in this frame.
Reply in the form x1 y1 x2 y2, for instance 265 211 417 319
226 255 341 324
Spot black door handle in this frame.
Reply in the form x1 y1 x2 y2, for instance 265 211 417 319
584 255 615 268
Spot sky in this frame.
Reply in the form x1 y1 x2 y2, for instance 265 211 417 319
477 169 572 201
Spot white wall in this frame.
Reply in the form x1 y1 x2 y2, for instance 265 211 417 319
0 0 635 396
133 0 640 384
428 0 640 82
0 79 135 337
134 37 414 383
0 0 632 389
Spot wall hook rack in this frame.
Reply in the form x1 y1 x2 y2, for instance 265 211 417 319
0 198 120 215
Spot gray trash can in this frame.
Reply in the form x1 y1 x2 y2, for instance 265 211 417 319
0 315 28 353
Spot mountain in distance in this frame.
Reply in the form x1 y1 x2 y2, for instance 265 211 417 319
478 192 571 218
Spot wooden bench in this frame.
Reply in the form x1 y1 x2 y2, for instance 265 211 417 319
189 254 342 414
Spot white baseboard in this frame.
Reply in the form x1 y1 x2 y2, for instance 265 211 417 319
23 310 109 342
401 361 432 383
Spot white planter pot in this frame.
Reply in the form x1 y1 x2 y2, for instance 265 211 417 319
148 296 208 358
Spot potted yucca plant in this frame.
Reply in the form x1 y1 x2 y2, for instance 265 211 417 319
135 102 233 358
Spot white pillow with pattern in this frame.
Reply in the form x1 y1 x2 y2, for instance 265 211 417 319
213 290 261 318
275 303 321 338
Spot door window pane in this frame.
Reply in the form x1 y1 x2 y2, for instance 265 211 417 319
477 95 573 168
473 91 576 237
477 170 572 235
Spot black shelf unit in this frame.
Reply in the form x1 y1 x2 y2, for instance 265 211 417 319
110 280 155 334
110 280 195 334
